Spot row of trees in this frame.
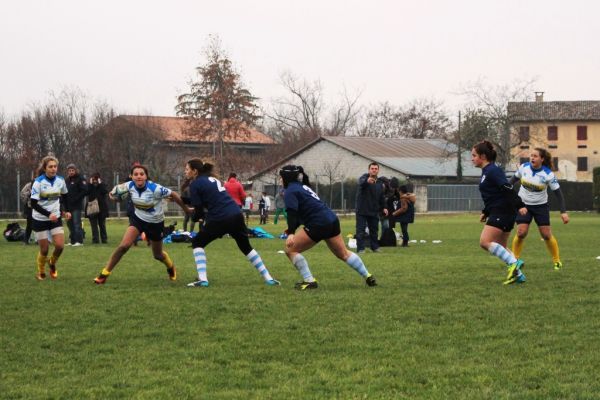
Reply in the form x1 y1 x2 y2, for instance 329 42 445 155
1 36 536 212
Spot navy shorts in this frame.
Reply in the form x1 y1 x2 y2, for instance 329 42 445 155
304 219 341 243
130 213 165 242
485 213 516 233
32 218 63 232
515 203 551 226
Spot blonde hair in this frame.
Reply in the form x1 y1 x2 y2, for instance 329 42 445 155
39 156 59 174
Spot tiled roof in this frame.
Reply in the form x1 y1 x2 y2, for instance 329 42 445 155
508 101 600 122
119 115 274 144
323 136 454 158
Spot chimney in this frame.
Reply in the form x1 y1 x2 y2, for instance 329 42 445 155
535 92 544 103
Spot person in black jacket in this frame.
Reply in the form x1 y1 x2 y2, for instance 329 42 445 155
86 173 109 244
64 163 88 246
355 162 388 253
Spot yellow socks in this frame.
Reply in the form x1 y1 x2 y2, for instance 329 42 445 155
160 251 174 268
544 235 560 263
37 253 48 274
511 235 524 259
49 255 58 266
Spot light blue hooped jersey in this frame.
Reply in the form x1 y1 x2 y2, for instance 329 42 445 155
31 174 68 221
515 162 560 205
123 180 172 223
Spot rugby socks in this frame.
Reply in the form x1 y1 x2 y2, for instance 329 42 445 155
160 251 174 268
101 267 111 276
246 249 274 281
48 254 59 266
511 235 524 259
544 235 560 263
36 253 47 274
193 247 208 282
292 254 315 282
346 252 369 277
488 242 517 265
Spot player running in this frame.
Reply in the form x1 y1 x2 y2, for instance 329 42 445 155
472 141 528 285
184 159 279 287
279 165 377 290
93 163 191 284
510 148 569 270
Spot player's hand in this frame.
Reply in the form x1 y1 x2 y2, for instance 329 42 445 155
367 177 376 184
561 212 569 224
382 208 389 217
479 213 487 222
286 234 295 248
49 214 58 222
518 207 527 216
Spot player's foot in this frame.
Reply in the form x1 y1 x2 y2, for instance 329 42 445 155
187 280 209 287
365 274 377 286
94 273 109 285
506 259 524 281
504 271 526 285
49 263 58 280
36 272 46 280
294 280 318 290
553 261 563 270
265 279 280 286
167 266 177 281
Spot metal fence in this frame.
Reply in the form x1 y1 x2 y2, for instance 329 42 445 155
426 184 484 212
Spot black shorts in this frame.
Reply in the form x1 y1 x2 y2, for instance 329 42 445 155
32 218 63 232
485 213 516 233
304 219 341 243
192 213 252 254
130 213 165 241
515 203 551 226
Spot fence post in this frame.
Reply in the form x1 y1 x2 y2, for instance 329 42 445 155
17 170 21 217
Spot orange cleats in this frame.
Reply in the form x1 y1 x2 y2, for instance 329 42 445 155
36 272 46 281
94 274 108 285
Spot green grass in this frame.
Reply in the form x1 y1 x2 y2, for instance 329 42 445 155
1 213 600 399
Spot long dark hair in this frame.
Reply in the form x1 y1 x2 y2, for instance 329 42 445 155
472 140 497 162
130 163 150 180
534 147 553 169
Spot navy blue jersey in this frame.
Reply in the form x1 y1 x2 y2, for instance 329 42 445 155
479 163 513 214
284 181 337 228
189 176 242 222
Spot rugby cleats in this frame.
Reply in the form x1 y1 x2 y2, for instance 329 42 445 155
294 280 318 290
365 274 378 287
187 280 209 288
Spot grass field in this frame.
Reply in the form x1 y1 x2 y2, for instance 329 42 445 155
1 213 600 399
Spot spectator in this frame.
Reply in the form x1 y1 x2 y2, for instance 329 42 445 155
181 177 196 232
242 193 253 225
259 192 270 224
64 163 88 246
392 185 416 247
273 189 287 224
355 162 388 253
86 173 109 244
20 177 35 244
224 172 247 208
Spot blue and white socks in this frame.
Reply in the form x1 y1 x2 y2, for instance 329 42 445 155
488 242 517 266
193 247 208 282
246 249 274 282
292 254 315 282
346 252 369 277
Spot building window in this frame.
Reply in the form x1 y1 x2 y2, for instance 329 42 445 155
519 157 529 165
520 145 530 149
519 126 530 142
577 157 588 171
578 145 588 149
552 157 559 171
577 126 588 140
547 126 558 140
549 144 558 149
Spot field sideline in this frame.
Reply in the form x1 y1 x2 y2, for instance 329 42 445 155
1 213 599 399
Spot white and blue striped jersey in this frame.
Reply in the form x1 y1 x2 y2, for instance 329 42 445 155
123 180 172 223
30 174 68 221
515 162 560 205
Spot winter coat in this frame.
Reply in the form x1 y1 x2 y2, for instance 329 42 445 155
65 173 88 211
86 182 109 219
355 173 386 216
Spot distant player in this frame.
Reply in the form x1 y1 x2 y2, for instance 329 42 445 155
510 148 569 270
93 164 191 284
184 158 279 287
279 165 377 290
472 141 528 285
30 156 71 280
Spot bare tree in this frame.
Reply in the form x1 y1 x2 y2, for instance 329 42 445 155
356 98 453 139
456 77 537 166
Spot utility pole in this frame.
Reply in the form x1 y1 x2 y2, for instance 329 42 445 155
456 111 462 181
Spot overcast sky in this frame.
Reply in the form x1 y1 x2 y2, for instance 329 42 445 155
2 0 599 119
